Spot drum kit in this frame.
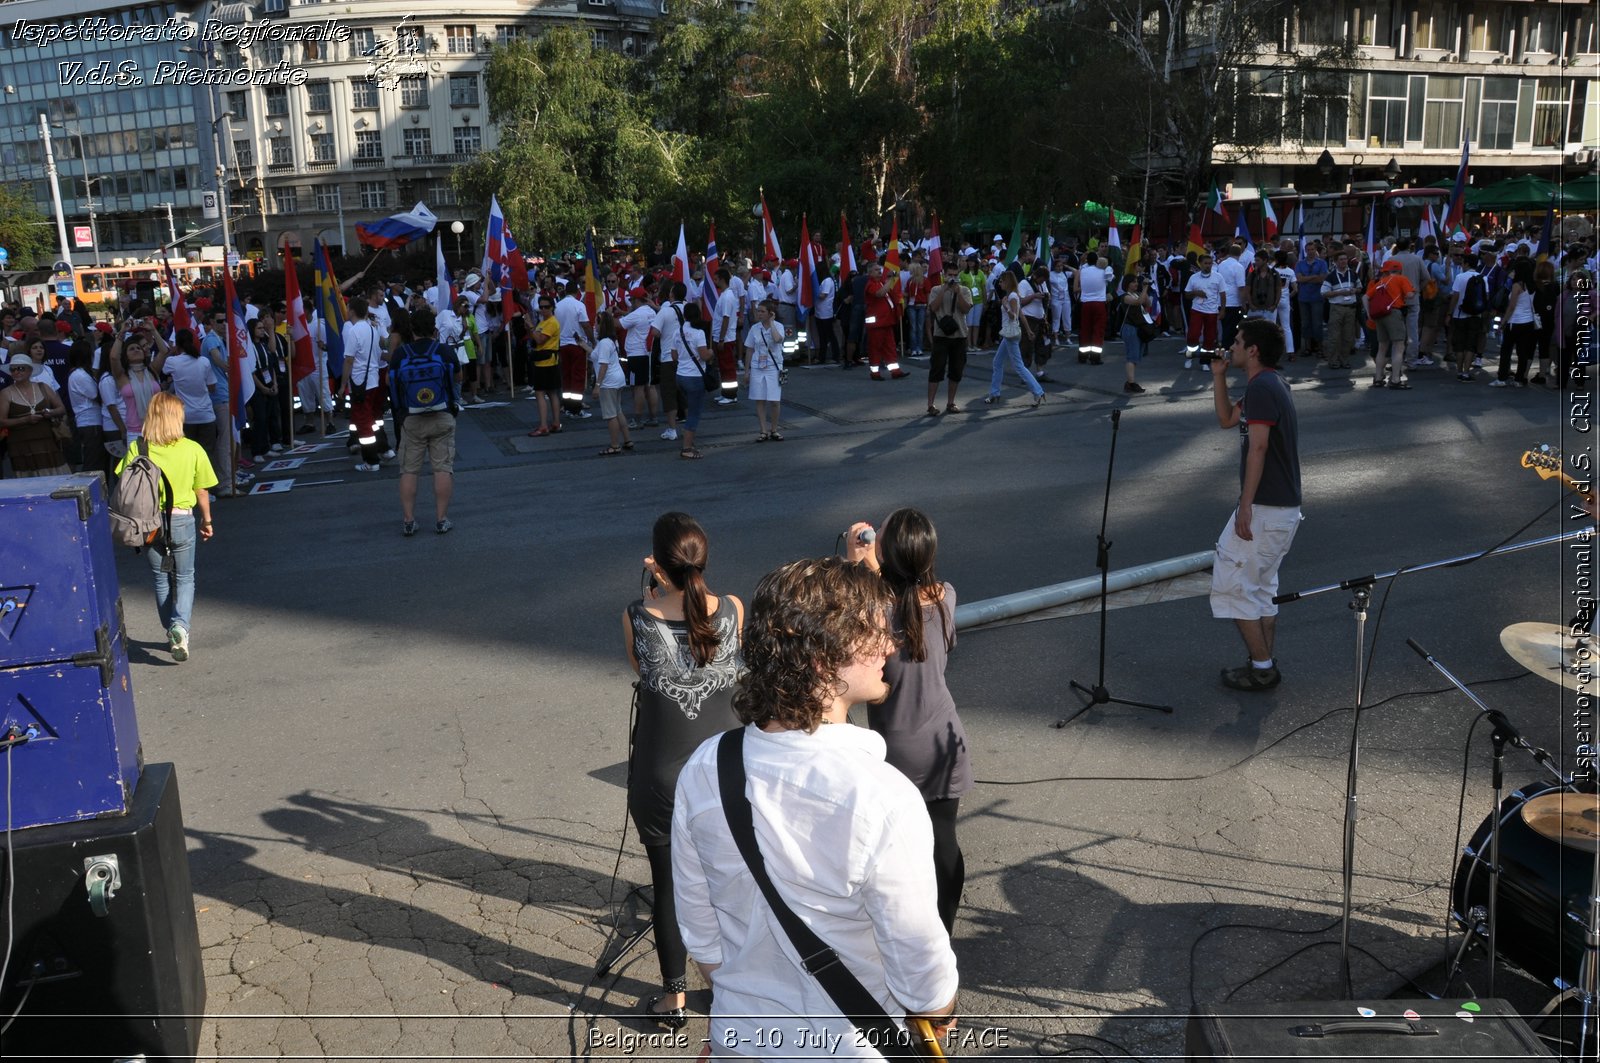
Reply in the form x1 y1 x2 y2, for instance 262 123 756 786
1450 621 1597 1055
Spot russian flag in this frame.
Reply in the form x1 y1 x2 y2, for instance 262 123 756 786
482 196 505 292
355 202 438 250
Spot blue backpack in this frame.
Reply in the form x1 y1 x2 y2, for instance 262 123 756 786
395 340 449 413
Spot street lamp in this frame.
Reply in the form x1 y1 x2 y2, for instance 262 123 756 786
1384 156 1402 186
450 219 465 259
53 124 100 266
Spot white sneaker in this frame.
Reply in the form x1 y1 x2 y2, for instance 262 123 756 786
355 462 381 472
269 444 286 454
1488 379 1508 388
660 428 679 441
1472 358 1486 368
715 396 736 406
1183 358 1193 370
381 449 396 459
170 626 189 662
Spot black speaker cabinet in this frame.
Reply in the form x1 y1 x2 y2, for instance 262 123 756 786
1187 998 1553 1061
0 763 205 1063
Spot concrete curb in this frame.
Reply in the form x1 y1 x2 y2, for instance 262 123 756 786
954 550 1215 630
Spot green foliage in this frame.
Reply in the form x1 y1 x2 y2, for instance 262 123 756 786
0 184 55 269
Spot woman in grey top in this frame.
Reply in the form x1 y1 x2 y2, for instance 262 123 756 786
846 508 971 931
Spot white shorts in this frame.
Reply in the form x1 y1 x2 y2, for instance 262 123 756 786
1210 505 1302 620
748 367 781 402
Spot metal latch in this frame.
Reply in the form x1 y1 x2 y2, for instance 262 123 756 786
84 853 121 917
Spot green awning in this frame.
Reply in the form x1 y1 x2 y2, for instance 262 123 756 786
1557 174 1600 212
1470 174 1558 212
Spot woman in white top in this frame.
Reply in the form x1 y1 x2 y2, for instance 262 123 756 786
65 342 108 474
96 343 129 463
675 303 712 460
117 328 165 443
984 271 1045 407
1495 259 1537 388
742 299 785 441
590 311 632 455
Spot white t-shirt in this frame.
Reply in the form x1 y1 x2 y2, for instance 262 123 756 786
712 288 740 344
1215 257 1247 307
341 316 387 388
1184 270 1225 315
591 337 626 388
815 276 836 318
97 371 125 432
651 301 684 363
1078 266 1108 304
676 324 709 379
1018 279 1046 319
1450 270 1481 319
1048 269 1072 301
164 352 217 422
1275 266 1296 309
777 269 798 305
555 295 589 346
66 368 100 426
620 304 655 359
745 321 784 372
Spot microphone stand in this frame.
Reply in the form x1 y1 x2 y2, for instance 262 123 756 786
1272 527 1588 997
1060 409 1174 727
1407 639 1570 1001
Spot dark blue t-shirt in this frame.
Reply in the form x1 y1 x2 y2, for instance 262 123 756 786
1239 368 1300 507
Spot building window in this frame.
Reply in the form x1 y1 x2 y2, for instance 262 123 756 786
306 80 331 113
313 184 341 212
1365 73 1407 148
264 0 286 12
309 132 335 163
265 86 288 117
351 28 376 56
402 128 432 156
1297 8 1339 47
359 181 388 209
1523 7 1560 54
495 25 525 46
400 76 428 108
450 74 479 107
446 25 476 53
1356 4 1394 47
1468 3 1503 52
231 139 253 169
396 25 423 53
351 79 379 109
590 29 611 49
1233 69 1283 145
1422 76 1464 149
261 40 287 65
453 125 482 155
1532 79 1568 150
1477 77 1518 150
227 90 248 119
269 137 292 166
1413 2 1455 50
354 130 383 159
1294 72 1347 147
272 187 298 214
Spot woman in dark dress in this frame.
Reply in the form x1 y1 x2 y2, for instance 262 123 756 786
846 507 972 931
622 512 742 1029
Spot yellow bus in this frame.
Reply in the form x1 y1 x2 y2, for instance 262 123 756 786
72 259 258 305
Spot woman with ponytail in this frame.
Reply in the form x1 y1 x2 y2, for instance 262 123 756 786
845 507 972 932
622 511 743 1029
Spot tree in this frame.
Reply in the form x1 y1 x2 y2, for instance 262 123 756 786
454 29 662 248
0 184 55 269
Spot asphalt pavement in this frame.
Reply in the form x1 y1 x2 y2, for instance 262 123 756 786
111 332 1591 1059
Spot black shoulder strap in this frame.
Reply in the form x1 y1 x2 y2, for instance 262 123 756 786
136 437 176 539
715 729 919 1060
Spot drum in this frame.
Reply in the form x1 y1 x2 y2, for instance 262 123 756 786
1453 780 1596 989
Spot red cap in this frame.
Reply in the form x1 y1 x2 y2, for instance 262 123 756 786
782 258 798 268
93 321 114 334
629 286 648 299
56 320 74 334
194 297 212 312
1380 259 1402 273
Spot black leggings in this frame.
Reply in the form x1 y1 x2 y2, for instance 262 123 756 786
644 842 687 985
926 797 965 933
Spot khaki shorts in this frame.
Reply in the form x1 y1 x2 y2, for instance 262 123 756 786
1210 505 1302 620
399 411 456 475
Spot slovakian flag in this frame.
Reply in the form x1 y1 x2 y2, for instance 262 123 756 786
1443 139 1471 234
1258 189 1279 239
926 212 944 276
504 226 529 291
311 239 347 381
161 259 194 341
698 221 720 321
502 224 523 320
839 213 856 284
284 257 315 385
482 196 506 291
221 266 255 434
798 214 815 319
672 222 691 285
583 230 604 321
355 202 437 250
760 191 782 264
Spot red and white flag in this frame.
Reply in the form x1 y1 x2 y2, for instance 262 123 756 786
284 258 315 384
761 191 782 264
798 214 815 315
927 212 944 276
672 222 691 285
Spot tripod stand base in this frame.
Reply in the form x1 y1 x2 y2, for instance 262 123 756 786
1056 678 1175 727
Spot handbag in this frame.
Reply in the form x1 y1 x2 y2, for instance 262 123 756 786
716 729 946 1061
1135 308 1161 343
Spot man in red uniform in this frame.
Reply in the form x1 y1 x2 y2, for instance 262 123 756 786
863 261 906 380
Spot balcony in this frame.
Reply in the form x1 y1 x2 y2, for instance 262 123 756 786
267 161 295 172
352 156 386 169
390 153 477 168
306 159 336 170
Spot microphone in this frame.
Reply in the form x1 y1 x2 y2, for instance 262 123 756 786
856 526 876 546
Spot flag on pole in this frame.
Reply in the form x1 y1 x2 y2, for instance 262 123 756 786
482 196 506 292
1035 208 1049 263
582 230 604 322
672 222 691 285
504 226 528 291
839 213 856 285
1003 209 1023 266
162 259 193 340
1536 202 1554 261
798 214 816 317
1186 220 1206 257
311 239 347 380
698 222 720 321
926 212 944 276
503 225 526 320
760 190 782 264
1124 224 1142 275
284 258 315 384
1258 190 1279 239
432 234 453 311
221 266 255 434
1364 202 1378 259
1443 139 1471 234
1234 207 1252 249
885 213 901 298
1417 203 1435 243
1208 182 1227 218
355 202 438 250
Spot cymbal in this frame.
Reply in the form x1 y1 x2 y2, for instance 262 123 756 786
1522 792 1600 853
1500 622 1596 694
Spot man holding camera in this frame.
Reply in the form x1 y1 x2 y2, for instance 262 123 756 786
1209 319 1301 692
672 557 959 1059
926 262 973 415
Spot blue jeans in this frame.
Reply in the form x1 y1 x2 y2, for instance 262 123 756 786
1119 322 1148 363
148 512 196 635
679 372 706 431
989 337 1042 397
907 305 926 355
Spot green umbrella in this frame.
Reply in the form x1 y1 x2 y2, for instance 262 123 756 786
1057 201 1138 231
1471 174 1558 212
1557 174 1600 212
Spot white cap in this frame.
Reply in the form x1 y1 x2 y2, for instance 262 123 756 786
7 353 35 370
463 272 483 289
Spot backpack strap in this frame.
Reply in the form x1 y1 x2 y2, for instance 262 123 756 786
138 437 177 548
